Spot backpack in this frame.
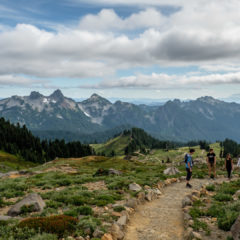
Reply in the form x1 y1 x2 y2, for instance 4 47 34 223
184 154 188 163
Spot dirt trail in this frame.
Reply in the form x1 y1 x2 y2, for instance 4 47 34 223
124 178 226 240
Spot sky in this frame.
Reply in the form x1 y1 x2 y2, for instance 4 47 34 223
1 0 240 101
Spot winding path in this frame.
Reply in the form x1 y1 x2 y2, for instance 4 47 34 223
124 178 226 240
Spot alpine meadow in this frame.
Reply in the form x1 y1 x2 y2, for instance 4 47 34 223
0 1 240 240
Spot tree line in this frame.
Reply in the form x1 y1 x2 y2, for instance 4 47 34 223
0 118 94 164
124 128 178 155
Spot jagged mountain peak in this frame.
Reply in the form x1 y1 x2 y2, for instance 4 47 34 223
49 89 64 101
29 91 44 100
196 96 220 104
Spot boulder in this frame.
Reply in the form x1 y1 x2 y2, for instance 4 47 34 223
164 167 180 176
137 192 146 203
182 196 192 208
117 215 128 227
231 215 240 240
192 231 202 240
7 193 45 217
111 223 124 240
102 233 113 240
125 199 138 209
233 190 240 200
129 183 142 192
0 216 14 221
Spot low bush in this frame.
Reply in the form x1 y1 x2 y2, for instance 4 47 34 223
206 185 215 192
214 193 233 202
20 204 36 215
18 215 78 237
77 216 101 235
217 210 239 231
64 206 93 217
29 233 58 240
113 206 125 212
189 207 205 219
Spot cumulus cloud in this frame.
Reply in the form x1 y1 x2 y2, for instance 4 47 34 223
81 72 240 89
1 0 240 88
0 75 45 86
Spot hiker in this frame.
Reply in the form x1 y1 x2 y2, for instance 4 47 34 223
206 148 216 179
185 149 195 188
225 153 234 179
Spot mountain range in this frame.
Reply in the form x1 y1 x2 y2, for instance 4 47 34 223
1 90 240 142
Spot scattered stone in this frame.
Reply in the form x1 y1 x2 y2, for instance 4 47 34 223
7 193 45 217
125 199 138 209
101 233 113 240
112 212 122 217
144 185 151 190
182 196 192 208
184 227 193 240
137 192 145 203
192 231 202 240
164 167 180 175
192 190 201 198
111 223 124 240
129 183 142 192
117 215 128 227
231 215 240 240
93 229 104 238
109 169 122 176
233 190 240 200
75 237 85 240
156 181 164 189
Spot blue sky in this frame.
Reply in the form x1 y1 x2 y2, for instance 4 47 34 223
1 0 240 101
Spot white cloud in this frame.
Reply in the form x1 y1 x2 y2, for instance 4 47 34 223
0 75 44 86
1 0 240 88
82 72 240 89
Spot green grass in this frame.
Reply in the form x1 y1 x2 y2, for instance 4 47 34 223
0 151 37 173
92 135 130 156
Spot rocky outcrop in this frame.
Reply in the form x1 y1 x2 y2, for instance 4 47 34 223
7 193 45 216
231 215 240 240
164 167 180 175
129 183 142 192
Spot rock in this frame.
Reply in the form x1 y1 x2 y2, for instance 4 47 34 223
191 195 200 202
180 176 186 181
183 213 192 221
125 199 138 209
129 183 142 192
184 227 193 240
156 181 165 189
144 185 151 190
112 211 122 217
111 223 124 240
200 188 207 196
84 228 92 235
66 237 74 240
102 233 113 240
7 193 45 217
233 190 240 200
164 167 180 175
117 215 128 227
192 231 202 240
137 192 145 203
231 215 240 240
170 178 178 183
93 229 104 238
0 216 13 221
75 237 85 240
192 190 201 198
153 188 162 196
164 179 172 185
109 169 122 176
182 196 192 208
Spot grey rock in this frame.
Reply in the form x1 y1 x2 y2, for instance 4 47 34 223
125 199 138 209
129 183 142 192
182 196 192 208
0 216 13 221
191 231 202 239
111 223 124 240
109 169 122 176
7 193 46 216
93 229 104 238
231 215 240 240
164 167 180 176
117 215 127 227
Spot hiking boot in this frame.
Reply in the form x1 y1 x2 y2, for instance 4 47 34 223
186 183 192 188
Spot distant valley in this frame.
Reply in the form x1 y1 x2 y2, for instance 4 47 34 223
1 90 240 142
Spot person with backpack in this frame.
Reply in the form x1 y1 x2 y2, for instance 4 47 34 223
185 149 195 188
206 148 216 179
225 153 234 179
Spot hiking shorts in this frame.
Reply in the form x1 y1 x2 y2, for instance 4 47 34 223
208 162 216 171
186 168 192 181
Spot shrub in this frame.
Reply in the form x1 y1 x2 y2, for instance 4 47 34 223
206 185 215 192
218 210 239 231
214 193 233 202
20 204 35 215
189 207 205 219
29 233 58 240
64 206 93 217
113 206 125 212
18 215 78 237
78 216 101 235
0 226 37 240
